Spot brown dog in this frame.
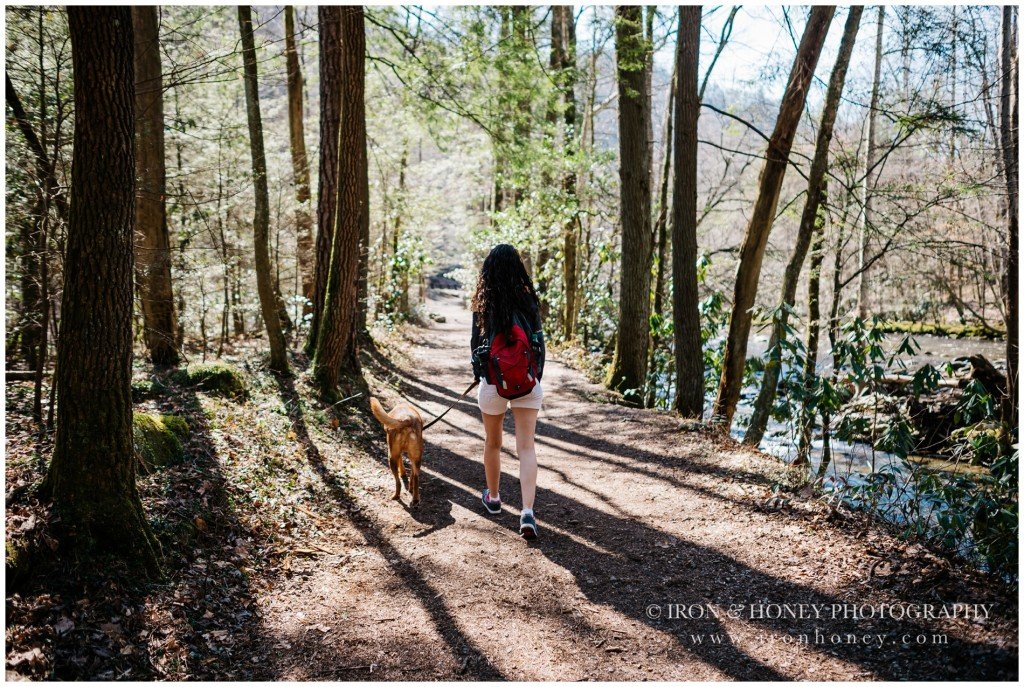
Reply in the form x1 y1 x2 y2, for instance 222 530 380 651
369 397 425 505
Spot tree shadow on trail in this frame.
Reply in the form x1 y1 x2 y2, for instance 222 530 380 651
362 340 1016 680
272 375 503 680
145 380 269 680
367 360 780 519
419 439 1017 680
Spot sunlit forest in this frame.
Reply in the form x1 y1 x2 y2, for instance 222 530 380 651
4 5 1019 681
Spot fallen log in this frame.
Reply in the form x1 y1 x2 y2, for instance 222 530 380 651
5 370 45 382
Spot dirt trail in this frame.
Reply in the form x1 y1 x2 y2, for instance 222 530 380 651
255 291 1017 680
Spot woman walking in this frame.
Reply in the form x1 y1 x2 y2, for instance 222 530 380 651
470 244 545 539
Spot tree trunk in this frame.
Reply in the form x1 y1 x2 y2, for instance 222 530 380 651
285 5 315 312
647 57 676 409
132 6 180 366
744 7 862 446
671 5 704 418
536 6 564 323
644 6 655 199
557 6 579 341
232 257 245 335
797 194 827 469
510 6 533 210
307 6 343 357
33 198 50 423
492 7 513 215
856 6 884 319
16 200 42 368
605 5 653 405
313 6 367 397
238 5 289 373
6 75 59 378
45 6 160 576
1000 5 1019 428
712 6 834 429
4 74 70 223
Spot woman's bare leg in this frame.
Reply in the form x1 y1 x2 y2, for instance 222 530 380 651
511 407 539 511
481 411 505 498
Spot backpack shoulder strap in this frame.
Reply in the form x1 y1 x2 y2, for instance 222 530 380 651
512 309 533 338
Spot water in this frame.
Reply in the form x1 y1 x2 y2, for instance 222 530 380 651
744 328 1007 375
722 330 1008 566
733 327 1005 478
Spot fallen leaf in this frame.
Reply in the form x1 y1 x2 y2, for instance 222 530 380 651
53 617 75 635
99 622 122 638
8 647 45 668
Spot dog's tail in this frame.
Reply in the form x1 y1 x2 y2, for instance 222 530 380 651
370 397 405 429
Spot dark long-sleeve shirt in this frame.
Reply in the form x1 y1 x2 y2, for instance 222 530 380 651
470 306 545 383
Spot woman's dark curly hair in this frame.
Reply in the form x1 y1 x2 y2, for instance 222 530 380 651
471 244 539 335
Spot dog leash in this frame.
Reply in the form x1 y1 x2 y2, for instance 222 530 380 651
423 379 479 430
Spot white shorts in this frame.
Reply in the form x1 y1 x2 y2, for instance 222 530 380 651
477 380 544 415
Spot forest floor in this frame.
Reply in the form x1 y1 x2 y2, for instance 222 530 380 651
5 290 1019 680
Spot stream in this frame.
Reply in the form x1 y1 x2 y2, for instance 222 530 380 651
727 329 1007 559
734 328 1006 475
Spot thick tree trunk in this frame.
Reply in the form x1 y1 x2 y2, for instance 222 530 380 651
1000 6 1019 428
132 6 180 366
46 6 160 576
606 5 653 405
856 6 884 319
557 6 579 341
307 6 343 357
238 5 289 373
671 5 704 418
712 6 834 429
744 7 862 446
313 6 367 397
285 5 315 312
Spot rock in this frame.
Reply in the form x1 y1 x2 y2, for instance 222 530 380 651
173 363 247 399
133 412 189 474
949 421 1002 465
966 354 1006 399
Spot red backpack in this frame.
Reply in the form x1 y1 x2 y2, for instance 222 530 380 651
487 314 539 400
